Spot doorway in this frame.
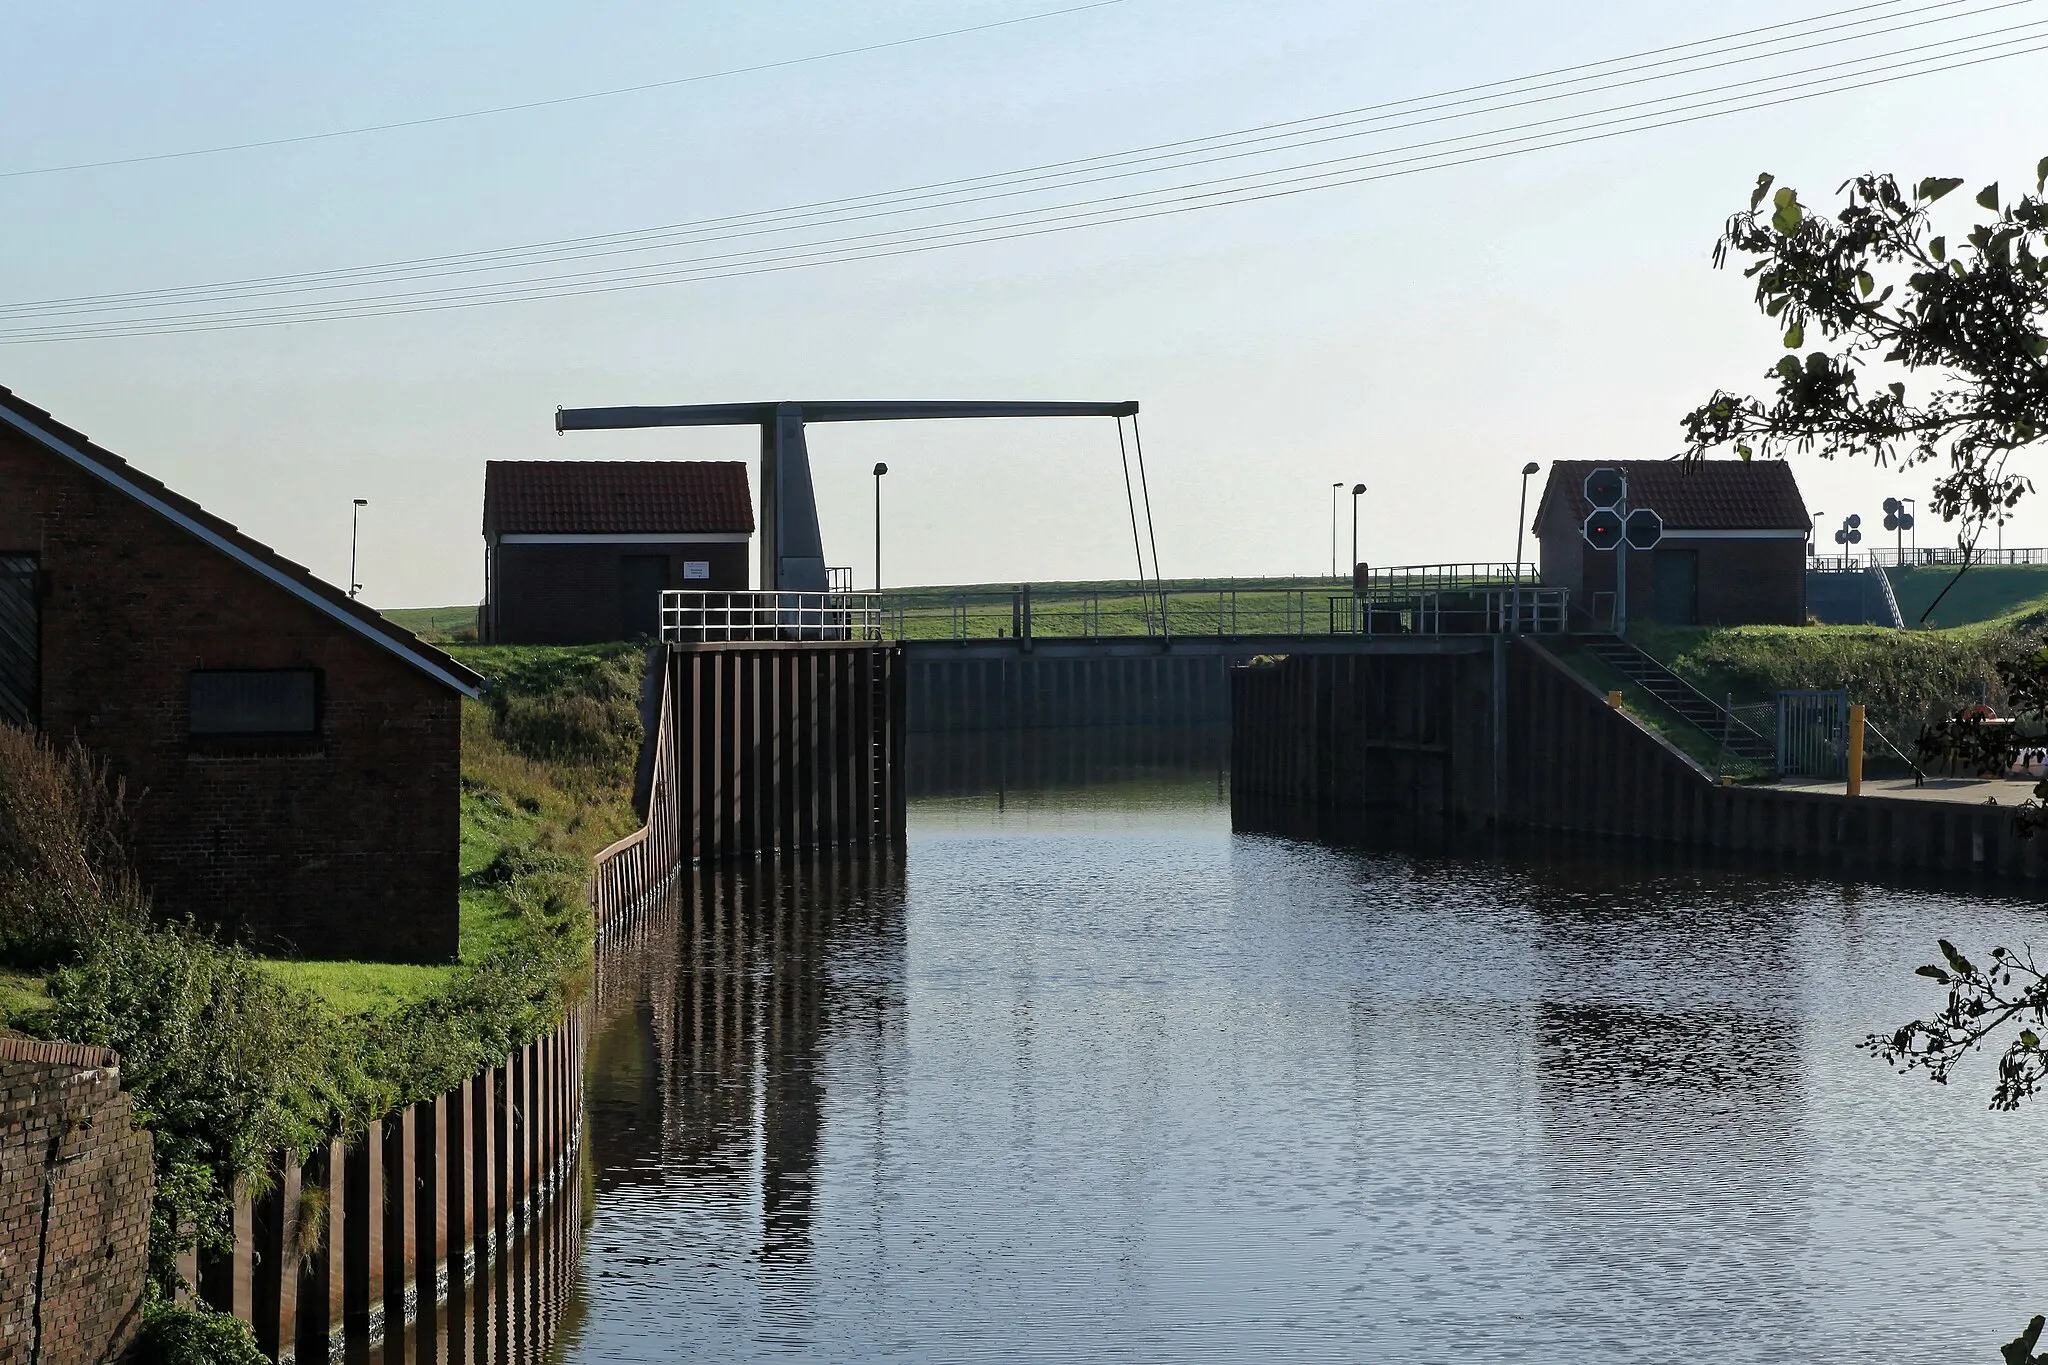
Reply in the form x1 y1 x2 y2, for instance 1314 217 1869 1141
618 555 669 640
1652 548 1699 625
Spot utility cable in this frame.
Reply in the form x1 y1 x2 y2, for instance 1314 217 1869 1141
0 0 2008 316
6 27 2044 340
0 1 1133 180
9 4 2037 326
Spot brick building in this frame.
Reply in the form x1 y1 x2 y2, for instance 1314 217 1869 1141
481 460 754 644
1532 459 1811 627
0 384 481 961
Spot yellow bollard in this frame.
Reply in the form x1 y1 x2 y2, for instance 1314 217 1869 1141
1608 690 1623 710
1847 703 1866 797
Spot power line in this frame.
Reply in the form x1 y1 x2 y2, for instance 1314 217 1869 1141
12 5 2038 326
0 0 1995 315
0 0 1132 180
10 34 2038 340
6 23 2042 341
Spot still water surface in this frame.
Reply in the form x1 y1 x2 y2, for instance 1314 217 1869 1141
551 734 2043 1363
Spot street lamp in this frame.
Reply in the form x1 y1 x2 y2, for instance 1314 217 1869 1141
1809 511 1822 558
1515 461 1541 584
349 498 368 599
1902 497 1917 561
1330 482 1343 580
872 463 888 591
1349 483 1367 586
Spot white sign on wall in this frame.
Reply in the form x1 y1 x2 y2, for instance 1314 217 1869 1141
683 561 711 580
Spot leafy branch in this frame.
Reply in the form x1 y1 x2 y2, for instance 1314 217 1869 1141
1682 159 2048 562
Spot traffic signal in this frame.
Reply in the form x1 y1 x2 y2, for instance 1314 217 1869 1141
1624 507 1663 551
1584 467 1626 509
1583 508 1624 550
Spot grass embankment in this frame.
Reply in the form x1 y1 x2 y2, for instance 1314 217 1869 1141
1887 564 2048 629
384 603 479 643
261 643 646 1014
1633 621 2029 750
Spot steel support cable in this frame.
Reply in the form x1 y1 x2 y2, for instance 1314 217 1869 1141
1114 416 1153 621
9 6 2034 329
8 36 2045 343
1129 412 1167 640
9 30 2041 340
0 0 1136 180
0 0 2008 314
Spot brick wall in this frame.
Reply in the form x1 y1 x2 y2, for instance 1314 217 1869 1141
490 540 750 644
0 1037 153 1365
0 425 461 961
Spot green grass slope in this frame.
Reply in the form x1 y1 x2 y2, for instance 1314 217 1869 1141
1887 564 2048 629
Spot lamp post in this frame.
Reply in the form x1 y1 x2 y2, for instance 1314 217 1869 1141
1809 511 1822 558
1349 483 1366 586
1903 497 1917 561
349 498 368 599
1330 482 1343 580
872 463 888 592
1515 461 1541 584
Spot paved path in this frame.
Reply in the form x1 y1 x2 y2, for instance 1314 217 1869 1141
1766 775 2044 805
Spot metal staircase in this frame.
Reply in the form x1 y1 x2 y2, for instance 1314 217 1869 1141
1580 636 1776 762
1867 552 1906 628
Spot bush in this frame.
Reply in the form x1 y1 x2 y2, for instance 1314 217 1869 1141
1648 623 2033 745
137 1294 267 1365
27 919 343 1285
0 723 147 967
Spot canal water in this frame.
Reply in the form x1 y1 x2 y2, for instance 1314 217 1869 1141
546 726 2042 1363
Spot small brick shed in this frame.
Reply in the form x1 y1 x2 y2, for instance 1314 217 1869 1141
481 460 754 644
1532 459 1812 627
0 384 482 962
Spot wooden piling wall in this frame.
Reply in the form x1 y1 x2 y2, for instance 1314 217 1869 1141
1232 637 2048 882
592 641 907 938
180 1006 587 1363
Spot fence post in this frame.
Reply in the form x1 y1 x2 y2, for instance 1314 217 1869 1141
1847 703 1866 796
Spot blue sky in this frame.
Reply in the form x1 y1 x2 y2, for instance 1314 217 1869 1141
4 1 2046 604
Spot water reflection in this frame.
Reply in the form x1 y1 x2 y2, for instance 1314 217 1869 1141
548 726 2047 1364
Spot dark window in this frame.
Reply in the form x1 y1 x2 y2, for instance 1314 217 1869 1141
190 670 319 736
0 555 38 728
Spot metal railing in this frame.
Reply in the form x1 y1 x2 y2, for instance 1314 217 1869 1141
1337 586 1569 636
1363 562 1529 594
1814 546 2048 568
660 590 884 642
869 582 1568 641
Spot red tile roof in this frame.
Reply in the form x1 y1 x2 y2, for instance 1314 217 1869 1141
484 460 754 537
1536 459 1810 533
0 384 483 696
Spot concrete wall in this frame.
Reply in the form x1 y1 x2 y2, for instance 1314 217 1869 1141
0 424 461 962
0 1037 152 1365
488 540 750 644
906 649 1231 732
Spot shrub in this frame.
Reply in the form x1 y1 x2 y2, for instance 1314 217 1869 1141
0 722 147 967
137 1293 267 1365
29 919 342 1285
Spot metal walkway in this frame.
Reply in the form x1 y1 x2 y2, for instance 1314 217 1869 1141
1579 635 1775 762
